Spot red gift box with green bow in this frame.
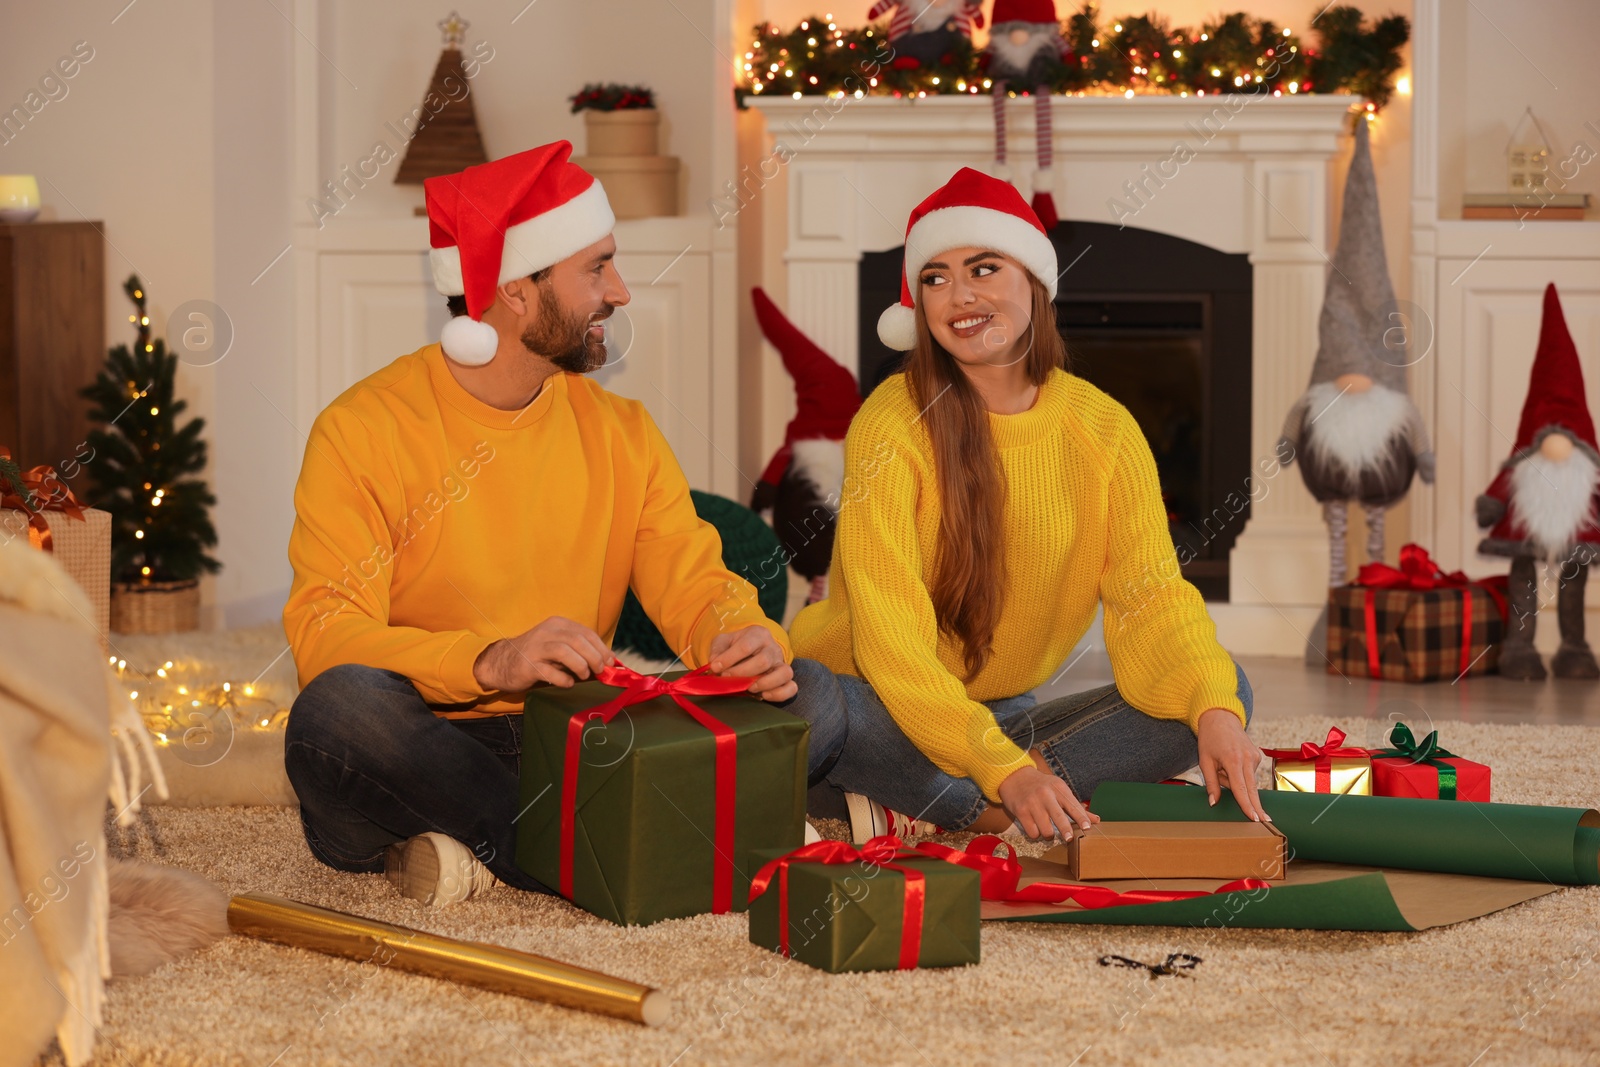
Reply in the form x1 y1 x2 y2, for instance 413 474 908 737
1366 722 1491 802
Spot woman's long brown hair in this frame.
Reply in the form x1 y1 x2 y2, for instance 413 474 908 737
906 272 1068 680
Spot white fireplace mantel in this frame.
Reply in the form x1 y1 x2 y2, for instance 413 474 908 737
749 94 1361 651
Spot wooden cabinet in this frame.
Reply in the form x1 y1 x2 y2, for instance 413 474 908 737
0 221 105 477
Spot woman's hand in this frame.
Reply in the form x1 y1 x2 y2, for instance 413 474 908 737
1196 707 1270 821
997 752 1099 840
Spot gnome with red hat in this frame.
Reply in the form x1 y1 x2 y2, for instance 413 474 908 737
749 288 862 604
865 0 984 70
1475 283 1600 681
279 142 843 908
983 0 1072 229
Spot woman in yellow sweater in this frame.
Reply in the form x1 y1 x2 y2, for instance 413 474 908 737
791 168 1268 842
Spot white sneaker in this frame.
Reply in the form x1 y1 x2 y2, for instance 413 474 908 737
844 792 939 845
384 832 500 905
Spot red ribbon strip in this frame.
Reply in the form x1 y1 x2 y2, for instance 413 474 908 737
0 446 86 553
748 835 927 968
559 663 751 912
1353 543 1509 678
1260 726 1368 794
913 836 1270 908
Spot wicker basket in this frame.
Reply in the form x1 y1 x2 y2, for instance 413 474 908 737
111 578 201 634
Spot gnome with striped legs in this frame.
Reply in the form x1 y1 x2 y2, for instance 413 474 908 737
749 288 863 605
865 0 984 69
1475 284 1600 681
1279 119 1435 587
982 0 1072 229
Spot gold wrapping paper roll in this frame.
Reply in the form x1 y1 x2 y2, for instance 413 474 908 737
1272 756 1373 796
227 893 671 1026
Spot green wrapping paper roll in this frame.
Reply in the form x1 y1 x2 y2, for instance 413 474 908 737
1089 783 1600 886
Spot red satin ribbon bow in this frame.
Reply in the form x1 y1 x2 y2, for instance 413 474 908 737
0 446 86 552
1260 726 1367 793
914 836 1270 907
748 835 928 968
559 662 752 912
1353 543 1509 678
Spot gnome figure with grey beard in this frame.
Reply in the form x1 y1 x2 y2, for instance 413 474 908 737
1475 283 1600 681
1279 119 1435 587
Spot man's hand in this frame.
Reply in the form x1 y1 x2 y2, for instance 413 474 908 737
473 616 615 692
708 625 795 702
1196 707 1269 822
997 750 1099 840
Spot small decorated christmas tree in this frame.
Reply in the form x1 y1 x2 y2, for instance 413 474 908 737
80 276 219 586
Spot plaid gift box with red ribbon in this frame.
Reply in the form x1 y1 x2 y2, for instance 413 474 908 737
1326 544 1509 683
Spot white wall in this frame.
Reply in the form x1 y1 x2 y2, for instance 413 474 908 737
4 0 734 631
1440 0 1600 214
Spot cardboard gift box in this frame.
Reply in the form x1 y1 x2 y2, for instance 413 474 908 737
1263 727 1373 796
1 451 110 643
1367 723 1491 802
516 664 807 926
747 839 980 973
1326 545 1508 683
1063 821 1286 881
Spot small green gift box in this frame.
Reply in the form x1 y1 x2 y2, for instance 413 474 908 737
748 839 981 973
516 665 807 926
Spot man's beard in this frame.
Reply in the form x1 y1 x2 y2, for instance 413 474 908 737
1509 443 1600 557
520 282 611 374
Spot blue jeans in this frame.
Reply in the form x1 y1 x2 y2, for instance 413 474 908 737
283 659 846 892
797 663 1253 830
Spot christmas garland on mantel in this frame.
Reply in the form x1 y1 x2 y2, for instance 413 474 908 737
737 4 1407 108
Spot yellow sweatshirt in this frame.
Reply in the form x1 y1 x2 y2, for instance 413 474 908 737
283 343 789 718
791 368 1244 801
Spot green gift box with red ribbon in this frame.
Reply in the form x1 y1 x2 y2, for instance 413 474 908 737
516 664 807 926
747 837 981 973
1326 544 1509 683
1367 722 1491 802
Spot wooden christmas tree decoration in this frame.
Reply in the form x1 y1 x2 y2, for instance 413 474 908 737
394 12 489 185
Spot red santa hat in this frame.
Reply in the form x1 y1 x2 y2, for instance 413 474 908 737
752 287 861 487
990 0 1059 23
877 166 1058 351
424 141 615 365
1509 283 1597 458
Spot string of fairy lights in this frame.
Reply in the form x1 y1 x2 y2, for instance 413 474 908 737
112 653 289 751
737 8 1408 109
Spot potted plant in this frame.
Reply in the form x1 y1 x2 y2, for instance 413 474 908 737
568 82 680 217
81 276 219 633
569 83 660 157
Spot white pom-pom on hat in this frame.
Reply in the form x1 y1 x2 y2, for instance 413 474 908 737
877 303 918 352
440 315 500 366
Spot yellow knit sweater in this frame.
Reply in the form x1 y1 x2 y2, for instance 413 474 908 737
790 368 1244 801
283 343 789 718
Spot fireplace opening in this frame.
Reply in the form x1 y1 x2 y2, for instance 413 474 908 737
858 220 1252 600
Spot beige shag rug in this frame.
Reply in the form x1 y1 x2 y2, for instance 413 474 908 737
46 716 1600 1067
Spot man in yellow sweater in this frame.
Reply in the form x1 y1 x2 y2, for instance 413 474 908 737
281 142 840 905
